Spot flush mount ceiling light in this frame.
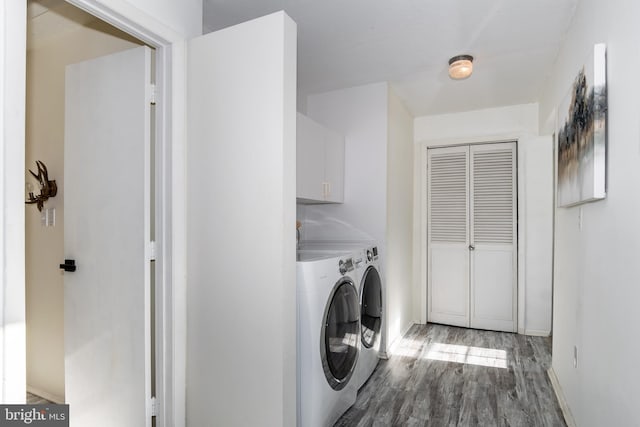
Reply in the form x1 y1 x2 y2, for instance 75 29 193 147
448 55 474 80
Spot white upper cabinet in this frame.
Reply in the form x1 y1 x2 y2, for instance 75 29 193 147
296 113 344 203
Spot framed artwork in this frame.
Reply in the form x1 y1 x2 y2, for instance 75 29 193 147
557 43 607 207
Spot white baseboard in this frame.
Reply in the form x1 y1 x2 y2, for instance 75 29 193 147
547 368 577 427
27 385 64 404
524 329 551 337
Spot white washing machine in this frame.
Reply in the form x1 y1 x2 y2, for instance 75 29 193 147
299 242 385 391
351 245 383 390
296 250 360 427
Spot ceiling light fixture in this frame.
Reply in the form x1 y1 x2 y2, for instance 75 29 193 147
448 55 474 80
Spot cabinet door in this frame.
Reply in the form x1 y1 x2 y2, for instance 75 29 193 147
296 113 325 201
323 128 345 203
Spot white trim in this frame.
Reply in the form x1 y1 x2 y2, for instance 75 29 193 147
26 0 185 424
416 132 532 148
26 385 64 405
65 0 177 46
61 3 185 425
524 329 550 337
413 143 425 325
169 40 187 427
547 368 577 427
419 134 526 322
517 141 527 334
418 136 525 332
420 145 428 324
1 0 27 404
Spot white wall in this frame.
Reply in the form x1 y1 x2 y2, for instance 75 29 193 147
414 104 539 142
1 0 27 404
302 82 389 250
414 103 554 335
186 12 297 426
538 0 640 425
519 135 554 336
25 19 141 404
299 82 415 353
385 88 415 349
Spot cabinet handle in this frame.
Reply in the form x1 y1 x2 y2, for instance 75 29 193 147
322 182 329 199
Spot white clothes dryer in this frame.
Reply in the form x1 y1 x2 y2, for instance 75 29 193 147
298 242 385 391
351 245 383 390
296 250 360 427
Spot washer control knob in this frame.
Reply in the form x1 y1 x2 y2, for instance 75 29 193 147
339 260 347 275
339 258 354 275
367 250 373 262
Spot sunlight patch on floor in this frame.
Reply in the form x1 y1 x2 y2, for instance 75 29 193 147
390 338 508 369
425 342 508 369
390 337 425 358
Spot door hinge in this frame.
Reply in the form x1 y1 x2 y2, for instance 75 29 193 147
149 241 157 261
149 84 157 105
150 396 158 417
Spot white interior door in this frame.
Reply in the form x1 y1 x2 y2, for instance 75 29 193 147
64 46 152 427
470 143 517 332
427 143 517 332
427 146 470 327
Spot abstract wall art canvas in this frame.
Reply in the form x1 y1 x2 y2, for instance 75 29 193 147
557 43 607 207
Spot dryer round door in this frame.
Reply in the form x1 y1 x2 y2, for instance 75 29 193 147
360 266 382 348
320 278 360 390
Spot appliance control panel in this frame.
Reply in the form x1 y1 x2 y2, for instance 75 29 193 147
339 258 354 275
365 246 379 263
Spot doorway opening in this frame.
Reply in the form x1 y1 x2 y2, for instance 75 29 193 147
25 0 156 421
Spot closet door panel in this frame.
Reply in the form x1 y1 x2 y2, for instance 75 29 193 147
427 146 469 327
430 246 469 326
471 249 515 326
470 143 517 332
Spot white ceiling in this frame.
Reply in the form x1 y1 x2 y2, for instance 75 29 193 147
203 0 578 116
27 0 98 50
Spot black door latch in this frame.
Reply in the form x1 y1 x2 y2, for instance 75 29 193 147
59 259 77 272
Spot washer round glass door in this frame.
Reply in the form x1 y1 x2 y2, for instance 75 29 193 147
360 266 382 348
320 278 360 390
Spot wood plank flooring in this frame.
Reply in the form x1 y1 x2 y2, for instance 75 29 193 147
26 392 54 405
335 324 566 427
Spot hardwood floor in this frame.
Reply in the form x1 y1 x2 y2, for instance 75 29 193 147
26 392 54 405
335 324 566 427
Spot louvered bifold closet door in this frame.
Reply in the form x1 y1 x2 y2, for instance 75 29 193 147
469 142 517 332
427 146 470 328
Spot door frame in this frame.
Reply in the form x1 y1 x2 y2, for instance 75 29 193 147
419 136 525 333
0 1 188 426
